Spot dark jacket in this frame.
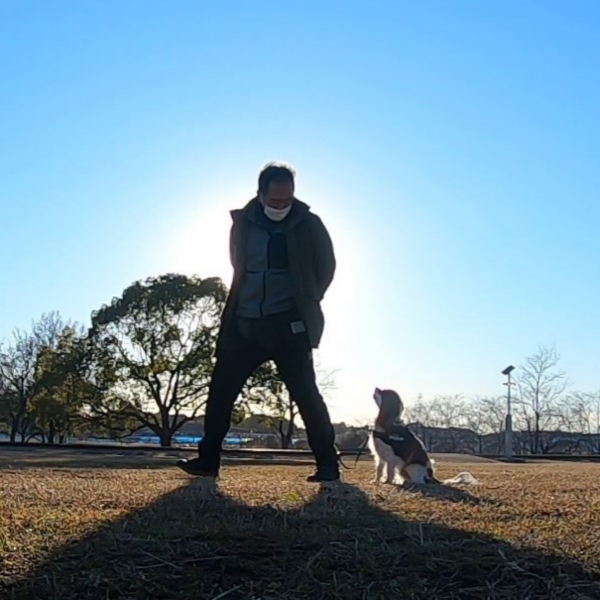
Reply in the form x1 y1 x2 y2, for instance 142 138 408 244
215 197 336 355
234 200 297 319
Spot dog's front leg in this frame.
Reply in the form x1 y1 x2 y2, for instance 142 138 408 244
384 463 395 485
374 460 384 485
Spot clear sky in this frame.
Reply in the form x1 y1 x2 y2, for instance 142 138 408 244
1 1 599 424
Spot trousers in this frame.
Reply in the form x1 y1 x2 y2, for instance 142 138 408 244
198 311 337 468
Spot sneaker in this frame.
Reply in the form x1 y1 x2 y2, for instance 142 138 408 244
176 457 219 478
306 466 340 483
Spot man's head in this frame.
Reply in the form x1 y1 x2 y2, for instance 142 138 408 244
257 161 296 220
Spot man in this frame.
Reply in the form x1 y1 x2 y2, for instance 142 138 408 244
177 161 340 482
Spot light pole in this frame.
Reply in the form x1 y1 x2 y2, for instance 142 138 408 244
502 365 515 459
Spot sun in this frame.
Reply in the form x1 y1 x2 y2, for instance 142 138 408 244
158 188 372 351
159 198 236 286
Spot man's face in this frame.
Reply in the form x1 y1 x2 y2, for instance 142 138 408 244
260 180 294 210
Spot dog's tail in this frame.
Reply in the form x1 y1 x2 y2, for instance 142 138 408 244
442 472 478 486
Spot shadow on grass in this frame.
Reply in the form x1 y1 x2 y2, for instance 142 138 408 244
1 476 599 600
396 481 495 506
0 447 317 470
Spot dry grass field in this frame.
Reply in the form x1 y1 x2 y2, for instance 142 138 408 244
1 447 599 600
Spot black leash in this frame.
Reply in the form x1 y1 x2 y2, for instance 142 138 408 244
336 431 372 470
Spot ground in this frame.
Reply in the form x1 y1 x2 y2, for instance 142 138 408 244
1 447 599 600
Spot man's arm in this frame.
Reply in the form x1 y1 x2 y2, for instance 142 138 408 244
313 216 336 300
229 224 235 268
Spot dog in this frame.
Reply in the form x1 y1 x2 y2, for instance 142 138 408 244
368 387 439 485
368 387 479 487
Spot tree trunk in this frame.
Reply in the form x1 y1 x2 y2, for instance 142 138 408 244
10 413 22 443
496 432 503 454
15 395 27 444
159 430 172 447
282 420 294 449
534 413 540 454
48 422 56 445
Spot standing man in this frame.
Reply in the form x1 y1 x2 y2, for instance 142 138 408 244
177 161 339 482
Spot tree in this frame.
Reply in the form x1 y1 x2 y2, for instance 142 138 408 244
464 401 489 454
243 359 337 449
0 330 37 442
559 391 600 454
404 395 437 450
513 346 568 454
89 274 227 447
466 395 506 454
429 395 470 453
0 312 66 442
0 375 16 437
30 324 94 443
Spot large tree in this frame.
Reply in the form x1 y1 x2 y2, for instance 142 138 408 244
89 274 227 447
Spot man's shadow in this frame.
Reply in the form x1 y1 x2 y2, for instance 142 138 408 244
1 476 599 600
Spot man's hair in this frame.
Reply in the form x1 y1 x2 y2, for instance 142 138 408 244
258 161 296 195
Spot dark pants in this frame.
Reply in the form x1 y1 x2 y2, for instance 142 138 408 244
199 311 337 470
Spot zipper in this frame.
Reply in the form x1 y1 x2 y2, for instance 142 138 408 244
259 271 266 318
260 232 270 318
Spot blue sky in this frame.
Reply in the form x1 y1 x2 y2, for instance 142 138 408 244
1 1 599 423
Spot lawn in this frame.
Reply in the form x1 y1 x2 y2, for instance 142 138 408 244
1 448 599 599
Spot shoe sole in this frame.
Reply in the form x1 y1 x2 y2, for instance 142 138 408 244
176 461 218 478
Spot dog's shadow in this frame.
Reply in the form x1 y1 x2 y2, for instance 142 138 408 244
394 480 492 505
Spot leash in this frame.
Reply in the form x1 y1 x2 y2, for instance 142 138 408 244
336 430 372 470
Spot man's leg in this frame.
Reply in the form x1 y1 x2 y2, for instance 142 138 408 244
177 344 266 477
274 344 339 482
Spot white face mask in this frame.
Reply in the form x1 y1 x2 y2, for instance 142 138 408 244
262 201 292 222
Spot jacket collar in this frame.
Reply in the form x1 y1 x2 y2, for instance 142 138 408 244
230 196 310 227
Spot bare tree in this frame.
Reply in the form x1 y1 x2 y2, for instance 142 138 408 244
33 311 70 352
514 345 567 454
464 396 503 454
404 395 438 451
469 395 506 454
560 391 600 454
430 395 470 452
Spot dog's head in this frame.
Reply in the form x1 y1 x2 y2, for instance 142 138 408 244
373 387 404 428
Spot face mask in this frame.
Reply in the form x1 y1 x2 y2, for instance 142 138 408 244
262 202 292 222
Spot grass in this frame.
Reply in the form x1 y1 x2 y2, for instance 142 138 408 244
1 449 600 599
